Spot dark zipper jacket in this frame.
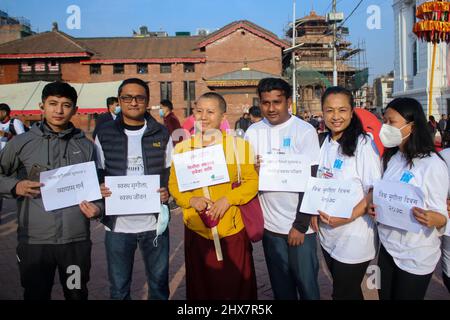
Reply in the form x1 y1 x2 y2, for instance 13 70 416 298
0 121 100 244
95 113 170 231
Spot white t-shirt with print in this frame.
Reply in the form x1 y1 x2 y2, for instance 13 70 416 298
245 116 320 235
0 118 25 150
318 134 382 264
95 124 173 234
378 152 449 275
439 148 450 277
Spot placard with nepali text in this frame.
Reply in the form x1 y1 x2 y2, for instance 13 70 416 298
259 154 311 192
172 144 230 192
300 177 361 218
105 175 160 215
373 180 425 233
40 161 101 211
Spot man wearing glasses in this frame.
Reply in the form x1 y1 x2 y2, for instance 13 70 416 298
95 78 173 300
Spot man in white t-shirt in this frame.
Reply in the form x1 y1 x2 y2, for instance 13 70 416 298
95 78 172 300
0 103 26 151
0 103 26 214
245 78 320 300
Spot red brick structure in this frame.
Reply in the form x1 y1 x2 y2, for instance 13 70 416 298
0 21 288 132
0 10 34 45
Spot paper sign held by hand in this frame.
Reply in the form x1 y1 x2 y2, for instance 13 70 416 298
300 177 361 219
259 154 311 192
105 175 160 215
173 144 230 192
373 180 425 234
40 161 101 211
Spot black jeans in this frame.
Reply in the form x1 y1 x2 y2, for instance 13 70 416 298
16 240 91 300
378 244 432 300
322 247 371 300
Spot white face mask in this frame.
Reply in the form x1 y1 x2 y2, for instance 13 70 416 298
379 123 410 148
153 204 169 247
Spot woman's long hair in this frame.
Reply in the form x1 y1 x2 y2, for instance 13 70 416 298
321 86 366 157
382 97 440 170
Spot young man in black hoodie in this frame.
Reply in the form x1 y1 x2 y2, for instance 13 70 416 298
0 81 101 300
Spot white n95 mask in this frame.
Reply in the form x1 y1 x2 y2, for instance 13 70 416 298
153 204 169 247
379 123 410 148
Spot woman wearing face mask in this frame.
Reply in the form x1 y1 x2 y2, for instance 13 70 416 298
168 92 258 300
311 86 382 300
371 97 448 300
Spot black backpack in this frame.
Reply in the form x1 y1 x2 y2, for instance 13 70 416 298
9 118 30 136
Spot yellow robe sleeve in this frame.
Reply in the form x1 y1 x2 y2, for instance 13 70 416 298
223 138 258 206
168 141 195 209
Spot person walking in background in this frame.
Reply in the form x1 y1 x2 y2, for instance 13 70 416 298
0 103 26 149
428 115 437 142
92 97 120 140
248 106 263 124
235 112 251 131
0 103 26 215
159 99 182 141
439 114 447 147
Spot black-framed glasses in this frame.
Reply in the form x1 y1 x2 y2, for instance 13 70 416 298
119 95 147 104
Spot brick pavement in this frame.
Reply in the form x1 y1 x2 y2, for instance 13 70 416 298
0 198 448 300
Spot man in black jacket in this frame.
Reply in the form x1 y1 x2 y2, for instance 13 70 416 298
0 82 102 300
92 97 120 139
95 78 172 300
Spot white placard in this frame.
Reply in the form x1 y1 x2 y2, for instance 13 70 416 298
105 175 160 215
40 161 101 211
259 154 311 192
373 180 425 234
300 177 361 218
172 144 230 192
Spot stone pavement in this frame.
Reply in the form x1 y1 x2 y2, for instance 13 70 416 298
0 198 449 300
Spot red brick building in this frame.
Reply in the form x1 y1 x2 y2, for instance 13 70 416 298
0 20 288 132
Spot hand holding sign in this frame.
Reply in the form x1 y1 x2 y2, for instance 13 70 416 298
100 183 112 198
158 187 169 203
15 180 43 198
79 200 100 219
318 210 355 228
412 207 447 229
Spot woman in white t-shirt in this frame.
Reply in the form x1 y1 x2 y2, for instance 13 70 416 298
370 97 448 300
310 86 382 300
439 148 450 293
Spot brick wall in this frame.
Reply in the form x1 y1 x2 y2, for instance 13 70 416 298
0 63 19 84
204 28 282 78
0 25 23 45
